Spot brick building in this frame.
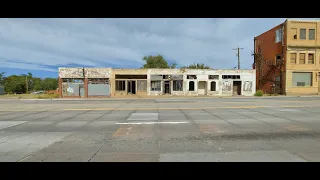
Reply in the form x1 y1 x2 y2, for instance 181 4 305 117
254 19 320 95
58 68 256 98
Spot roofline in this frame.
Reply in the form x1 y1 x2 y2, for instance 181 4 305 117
286 19 320 22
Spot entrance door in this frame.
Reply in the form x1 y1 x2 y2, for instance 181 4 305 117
164 81 171 94
127 80 136 94
198 81 206 95
79 87 85 97
233 81 242 96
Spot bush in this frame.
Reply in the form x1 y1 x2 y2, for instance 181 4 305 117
36 94 59 99
254 90 264 96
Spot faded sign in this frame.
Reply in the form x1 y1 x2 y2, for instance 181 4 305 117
222 81 231 91
243 81 253 92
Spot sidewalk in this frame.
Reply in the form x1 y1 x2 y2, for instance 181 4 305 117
12 95 320 101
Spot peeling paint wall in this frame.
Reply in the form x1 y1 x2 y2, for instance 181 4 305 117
58 68 84 78
58 67 256 97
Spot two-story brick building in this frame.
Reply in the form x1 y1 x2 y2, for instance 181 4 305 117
254 19 320 95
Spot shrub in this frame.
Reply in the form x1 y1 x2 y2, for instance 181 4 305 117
254 90 263 96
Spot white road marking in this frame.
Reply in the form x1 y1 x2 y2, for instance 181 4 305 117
116 121 189 125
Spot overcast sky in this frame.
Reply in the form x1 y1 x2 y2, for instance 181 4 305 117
0 18 316 78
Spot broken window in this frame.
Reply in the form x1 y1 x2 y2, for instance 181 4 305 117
299 53 305 64
150 81 161 91
189 81 195 91
115 75 147 79
137 80 147 91
187 75 197 79
208 75 219 80
275 29 282 43
210 81 216 91
308 54 314 64
290 53 297 64
300 28 306 40
173 80 183 91
222 75 240 79
115 80 125 91
88 78 109 84
62 78 84 83
309 29 315 40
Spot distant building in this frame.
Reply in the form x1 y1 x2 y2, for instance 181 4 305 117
0 86 4 95
58 67 256 98
254 19 320 95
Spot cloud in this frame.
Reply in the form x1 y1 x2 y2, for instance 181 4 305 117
0 18 318 72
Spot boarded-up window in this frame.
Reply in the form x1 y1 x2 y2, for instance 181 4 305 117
150 81 161 91
189 81 195 91
173 80 183 91
299 53 305 64
209 75 219 79
292 72 312 86
300 29 306 40
210 81 216 91
290 53 296 64
137 80 147 91
291 28 297 39
309 29 315 40
115 80 125 91
308 54 314 64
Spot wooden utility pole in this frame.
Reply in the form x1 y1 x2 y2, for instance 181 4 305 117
232 47 244 69
26 76 28 94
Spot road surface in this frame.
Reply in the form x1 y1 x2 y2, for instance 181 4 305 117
1 96 320 162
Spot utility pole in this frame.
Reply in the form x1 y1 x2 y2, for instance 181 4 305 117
232 47 244 69
26 76 28 94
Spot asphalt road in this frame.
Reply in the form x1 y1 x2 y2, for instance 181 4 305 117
1 96 320 162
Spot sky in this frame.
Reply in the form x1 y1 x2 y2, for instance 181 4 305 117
0 18 318 78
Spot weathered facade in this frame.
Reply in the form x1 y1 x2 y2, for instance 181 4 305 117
254 19 320 95
58 68 256 98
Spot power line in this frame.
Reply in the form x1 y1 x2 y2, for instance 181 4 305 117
232 47 244 69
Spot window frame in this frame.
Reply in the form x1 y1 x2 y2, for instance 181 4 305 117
115 80 126 91
150 81 161 91
300 28 306 40
172 80 183 91
309 29 315 40
299 53 306 64
290 53 297 64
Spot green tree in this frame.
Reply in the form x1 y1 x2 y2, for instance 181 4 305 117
32 78 42 91
4 75 26 94
142 54 176 69
41 78 58 91
181 63 211 69
0 72 5 86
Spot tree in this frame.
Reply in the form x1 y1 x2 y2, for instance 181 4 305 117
32 78 42 91
4 75 26 94
181 63 211 69
0 72 5 86
142 54 176 69
41 78 58 91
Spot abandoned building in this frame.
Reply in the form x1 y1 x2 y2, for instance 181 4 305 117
254 19 320 95
58 68 256 98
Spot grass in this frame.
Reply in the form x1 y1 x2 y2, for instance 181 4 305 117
254 90 264 96
0 93 59 99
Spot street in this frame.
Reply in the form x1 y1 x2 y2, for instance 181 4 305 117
1 96 320 162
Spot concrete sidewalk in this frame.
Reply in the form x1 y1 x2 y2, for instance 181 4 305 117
11 95 320 101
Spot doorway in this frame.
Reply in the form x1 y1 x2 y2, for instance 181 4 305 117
163 81 171 94
198 81 207 95
127 80 136 94
233 81 242 96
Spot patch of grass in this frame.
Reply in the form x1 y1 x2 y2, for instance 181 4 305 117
36 94 59 99
254 90 264 96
